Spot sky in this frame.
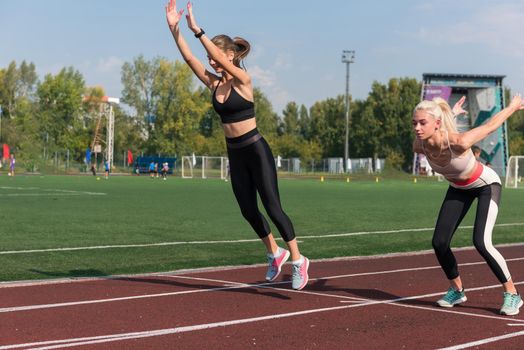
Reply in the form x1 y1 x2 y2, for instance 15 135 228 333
1 0 524 114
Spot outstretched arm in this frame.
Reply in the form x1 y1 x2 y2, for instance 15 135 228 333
185 2 251 85
166 0 217 88
453 94 524 152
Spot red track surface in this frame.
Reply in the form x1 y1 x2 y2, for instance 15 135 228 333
1 245 524 349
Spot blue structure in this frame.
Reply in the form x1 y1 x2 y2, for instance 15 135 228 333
416 73 508 177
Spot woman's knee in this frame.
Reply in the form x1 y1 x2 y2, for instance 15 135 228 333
432 237 450 254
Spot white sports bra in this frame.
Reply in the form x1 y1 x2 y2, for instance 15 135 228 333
422 131 477 181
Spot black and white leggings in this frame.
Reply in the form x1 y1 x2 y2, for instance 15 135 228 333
226 128 296 242
432 166 511 283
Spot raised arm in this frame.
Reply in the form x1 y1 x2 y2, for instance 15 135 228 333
452 94 524 153
185 2 251 85
165 0 217 88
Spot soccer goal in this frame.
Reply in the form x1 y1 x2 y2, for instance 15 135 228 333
181 155 228 180
505 156 524 189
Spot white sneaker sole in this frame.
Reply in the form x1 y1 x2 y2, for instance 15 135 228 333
437 296 467 308
501 299 524 316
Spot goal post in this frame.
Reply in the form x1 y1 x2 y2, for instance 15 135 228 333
181 156 194 178
181 155 228 180
505 156 524 188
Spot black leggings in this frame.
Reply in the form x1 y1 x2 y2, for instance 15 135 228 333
432 183 511 283
226 129 295 242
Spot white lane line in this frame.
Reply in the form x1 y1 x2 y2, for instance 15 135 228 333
3 281 524 350
181 274 524 324
3 257 524 313
436 330 524 350
0 239 261 255
170 275 365 303
507 323 524 326
3 245 524 289
2 222 523 255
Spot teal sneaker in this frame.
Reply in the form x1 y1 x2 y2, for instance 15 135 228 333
437 287 467 308
500 292 523 316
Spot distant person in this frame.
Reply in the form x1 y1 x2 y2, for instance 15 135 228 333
161 162 169 180
165 0 309 289
154 162 159 178
104 160 110 179
135 163 140 176
149 161 155 178
412 94 524 315
8 153 15 176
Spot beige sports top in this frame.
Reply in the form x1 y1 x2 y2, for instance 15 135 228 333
422 131 477 181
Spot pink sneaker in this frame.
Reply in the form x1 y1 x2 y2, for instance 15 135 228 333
265 249 290 281
292 256 309 290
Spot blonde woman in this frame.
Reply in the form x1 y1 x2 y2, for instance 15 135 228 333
412 94 524 315
165 0 309 290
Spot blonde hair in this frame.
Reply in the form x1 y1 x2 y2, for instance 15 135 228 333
413 97 457 133
211 35 250 69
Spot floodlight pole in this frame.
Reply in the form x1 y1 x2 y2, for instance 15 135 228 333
342 50 355 173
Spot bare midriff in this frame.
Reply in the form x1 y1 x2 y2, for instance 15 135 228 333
222 117 257 138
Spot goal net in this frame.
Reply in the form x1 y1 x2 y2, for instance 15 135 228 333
505 156 524 189
181 155 228 180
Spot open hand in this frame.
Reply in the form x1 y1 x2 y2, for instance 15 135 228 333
165 0 184 29
185 2 200 34
452 96 467 116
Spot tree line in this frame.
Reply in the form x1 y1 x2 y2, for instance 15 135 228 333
1 56 522 172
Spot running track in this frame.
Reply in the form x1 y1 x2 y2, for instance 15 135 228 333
1 245 524 349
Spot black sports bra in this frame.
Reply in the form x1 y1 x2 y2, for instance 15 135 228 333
212 80 255 124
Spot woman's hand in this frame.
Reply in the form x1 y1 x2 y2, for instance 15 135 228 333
165 0 184 30
185 2 201 34
508 94 524 112
452 96 467 116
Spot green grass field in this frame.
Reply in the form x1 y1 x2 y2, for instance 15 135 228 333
1 174 523 282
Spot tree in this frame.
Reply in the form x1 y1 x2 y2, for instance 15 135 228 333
364 78 420 169
37 67 86 157
121 55 159 138
309 95 346 158
253 87 278 141
281 101 300 136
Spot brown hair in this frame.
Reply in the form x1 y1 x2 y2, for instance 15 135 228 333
211 35 250 69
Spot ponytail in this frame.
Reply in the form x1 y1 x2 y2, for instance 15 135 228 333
433 97 457 133
413 97 457 133
233 37 250 69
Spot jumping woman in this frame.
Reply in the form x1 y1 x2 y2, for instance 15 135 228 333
412 94 524 315
165 0 309 290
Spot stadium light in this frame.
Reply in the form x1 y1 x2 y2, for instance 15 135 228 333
342 50 355 173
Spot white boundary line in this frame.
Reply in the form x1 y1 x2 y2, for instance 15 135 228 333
2 280 524 349
436 330 524 350
0 187 106 197
2 243 524 289
2 222 523 255
2 256 524 313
